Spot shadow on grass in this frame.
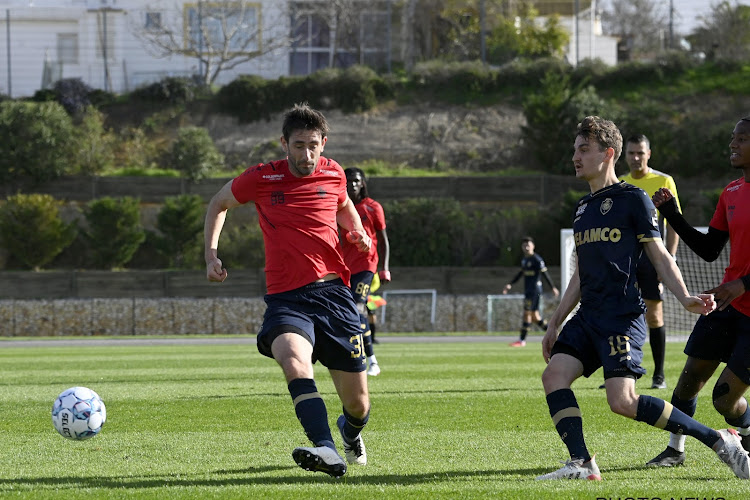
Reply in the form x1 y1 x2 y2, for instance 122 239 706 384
0 467 551 490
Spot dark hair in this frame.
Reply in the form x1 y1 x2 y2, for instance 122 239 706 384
282 102 329 142
626 134 650 150
344 167 369 198
521 236 534 244
577 116 623 162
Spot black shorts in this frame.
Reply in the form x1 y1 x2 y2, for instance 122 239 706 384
636 256 663 302
685 306 750 385
257 279 366 372
524 292 541 312
551 309 647 380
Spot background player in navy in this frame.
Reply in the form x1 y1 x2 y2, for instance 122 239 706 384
620 134 682 389
204 104 372 477
646 117 750 467
342 167 391 376
537 115 749 481
503 236 559 347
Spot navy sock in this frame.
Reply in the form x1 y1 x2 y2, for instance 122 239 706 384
370 321 377 342
725 401 750 428
340 407 369 444
520 323 530 341
537 319 548 329
650 326 666 379
288 378 335 450
636 395 720 448
671 393 698 418
361 313 374 357
546 389 590 461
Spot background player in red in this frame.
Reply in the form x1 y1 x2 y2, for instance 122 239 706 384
204 103 372 477
646 116 750 467
342 167 391 376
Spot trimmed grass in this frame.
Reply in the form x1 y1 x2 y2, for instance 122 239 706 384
1 340 749 498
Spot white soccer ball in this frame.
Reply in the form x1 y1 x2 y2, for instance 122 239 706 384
51 386 106 440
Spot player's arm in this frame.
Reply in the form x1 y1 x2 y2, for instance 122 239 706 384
204 180 242 282
337 196 371 253
376 227 391 283
542 260 581 363
653 189 728 261
643 238 716 315
503 270 523 294
541 268 560 297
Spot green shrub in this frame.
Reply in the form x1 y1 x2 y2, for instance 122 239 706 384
82 197 145 269
215 74 273 122
383 198 471 266
150 194 205 268
411 60 494 102
169 127 224 182
131 77 197 104
0 101 76 184
334 65 381 112
217 221 265 270
73 107 116 176
0 194 77 270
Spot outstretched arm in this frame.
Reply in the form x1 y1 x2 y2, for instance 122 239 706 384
643 238 716 315
503 270 524 294
653 189 728 262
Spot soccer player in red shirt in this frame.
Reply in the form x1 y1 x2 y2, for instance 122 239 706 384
646 117 750 467
341 167 391 376
204 104 371 477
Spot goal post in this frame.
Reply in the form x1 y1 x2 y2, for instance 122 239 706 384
379 289 437 330
560 227 729 340
486 294 531 333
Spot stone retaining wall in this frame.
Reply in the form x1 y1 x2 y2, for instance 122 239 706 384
0 295 561 336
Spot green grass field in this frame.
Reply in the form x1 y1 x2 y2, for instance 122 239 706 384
2 337 750 499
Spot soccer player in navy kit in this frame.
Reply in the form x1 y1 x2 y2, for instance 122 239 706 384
537 116 750 480
204 104 371 477
646 117 750 467
503 236 559 347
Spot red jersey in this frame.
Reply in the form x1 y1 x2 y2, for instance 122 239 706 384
231 156 350 294
341 197 386 274
710 177 750 316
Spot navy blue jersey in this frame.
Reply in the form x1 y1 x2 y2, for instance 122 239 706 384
573 181 661 322
521 254 546 295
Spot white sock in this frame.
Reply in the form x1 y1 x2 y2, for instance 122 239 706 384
668 433 686 453
369 355 378 365
738 426 750 436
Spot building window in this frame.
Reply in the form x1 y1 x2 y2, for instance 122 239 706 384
57 33 79 65
289 2 390 75
185 2 259 54
145 12 162 30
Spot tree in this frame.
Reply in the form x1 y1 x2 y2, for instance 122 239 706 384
83 197 146 269
601 0 670 58
169 127 224 182
688 1 750 60
0 194 77 271
0 101 76 184
131 1 290 86
151 194 205 268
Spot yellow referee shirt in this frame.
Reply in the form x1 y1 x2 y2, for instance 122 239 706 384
620 169 681 236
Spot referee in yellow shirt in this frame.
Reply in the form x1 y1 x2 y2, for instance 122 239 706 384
620 134 681 390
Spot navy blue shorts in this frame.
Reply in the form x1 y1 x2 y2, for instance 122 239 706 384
257 279 366 372
636 256 663 301
551 309 647 380
350 271 374 306
524 292 541 312
685 306 750 385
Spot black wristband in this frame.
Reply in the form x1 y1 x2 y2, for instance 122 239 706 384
742 275 750 292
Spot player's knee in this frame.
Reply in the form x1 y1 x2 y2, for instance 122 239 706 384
344 398 370 419
712 382 734 415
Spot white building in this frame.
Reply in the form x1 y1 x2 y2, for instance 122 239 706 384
0 0 291 97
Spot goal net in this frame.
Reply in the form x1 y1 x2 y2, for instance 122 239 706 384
560 227 730 340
